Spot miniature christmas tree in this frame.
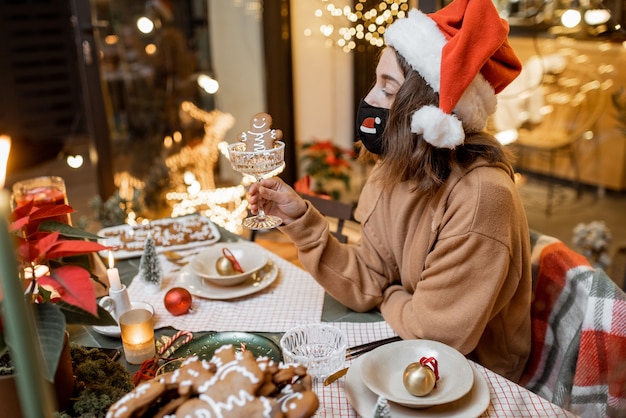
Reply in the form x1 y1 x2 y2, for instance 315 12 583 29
139 233 163 292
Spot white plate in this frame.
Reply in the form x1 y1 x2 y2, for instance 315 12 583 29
177 261 278 300
189 242 268 286
360 339 474 408
97 215 220 259
346 356 490 418
92 301 155 338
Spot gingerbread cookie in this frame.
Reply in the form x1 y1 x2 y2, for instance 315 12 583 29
160 355 217 397
187 345 281 417
239 112 283 152
272 364 319 418
176 395 281 417
106 380 177 418
276 387 319 418
107 344 320 418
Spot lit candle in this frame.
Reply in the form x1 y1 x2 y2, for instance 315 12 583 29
107 251 122 291
0 136 9 188
119 308 155 364
23 264 50 280
0 136 55 416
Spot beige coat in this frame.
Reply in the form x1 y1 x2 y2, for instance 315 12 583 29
281 160 532 382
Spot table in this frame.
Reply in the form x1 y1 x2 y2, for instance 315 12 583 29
69 225 578 417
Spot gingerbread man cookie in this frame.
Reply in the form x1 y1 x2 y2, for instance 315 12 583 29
183 345 282 417
240 112 283 152
160 355 217 397
106 380 178 418
107 344 320 418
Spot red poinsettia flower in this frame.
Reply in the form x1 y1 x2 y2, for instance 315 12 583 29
3 200 116 383
299 139 356 200
9 202 109 316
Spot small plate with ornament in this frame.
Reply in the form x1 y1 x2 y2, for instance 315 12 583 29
176 260 278 300
346 355 489 417
189 242 268 286
360 339 474 408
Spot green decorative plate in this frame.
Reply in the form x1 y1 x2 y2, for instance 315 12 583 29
158 331 282 374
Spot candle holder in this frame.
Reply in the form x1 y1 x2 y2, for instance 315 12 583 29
99 285 132 320
119 307 155 364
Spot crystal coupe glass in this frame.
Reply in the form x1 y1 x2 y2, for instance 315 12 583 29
228 141 285 230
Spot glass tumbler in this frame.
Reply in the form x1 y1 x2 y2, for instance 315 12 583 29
12 176 70 232
280 324 347 381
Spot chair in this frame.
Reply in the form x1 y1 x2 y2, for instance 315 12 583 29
612 242 626 292
249 194 358 244
521 230 626 417
299 193 357 244
492 64 609 215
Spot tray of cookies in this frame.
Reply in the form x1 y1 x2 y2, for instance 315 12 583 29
108 343 320 417
97 214 220 259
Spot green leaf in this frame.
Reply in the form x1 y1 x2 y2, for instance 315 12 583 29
32 303 67 382
57 301 116 326
39 220 104 240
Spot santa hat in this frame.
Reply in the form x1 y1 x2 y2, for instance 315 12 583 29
384 0 522 149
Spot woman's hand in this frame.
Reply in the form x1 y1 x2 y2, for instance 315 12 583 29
248 177 308 225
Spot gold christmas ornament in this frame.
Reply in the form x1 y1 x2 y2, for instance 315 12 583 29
215 247 244 276
403 362 436 396
402 356 440 397
215 256 237 276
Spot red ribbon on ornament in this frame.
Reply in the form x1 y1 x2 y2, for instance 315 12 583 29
222 247 244 273
419 356 440 387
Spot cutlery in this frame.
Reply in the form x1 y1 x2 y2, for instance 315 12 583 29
372 395 391 418
346 336 402 360
163 250 186 259
323 336 402 386
163 251 188 265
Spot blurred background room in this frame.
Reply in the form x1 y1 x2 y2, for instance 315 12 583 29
1 0 625 287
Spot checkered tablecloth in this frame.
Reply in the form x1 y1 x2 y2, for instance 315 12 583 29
315 322 578 417
126 245 325 333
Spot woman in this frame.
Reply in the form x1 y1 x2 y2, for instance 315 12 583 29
250 0 532 382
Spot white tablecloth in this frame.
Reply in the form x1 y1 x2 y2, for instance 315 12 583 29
126 246 325 333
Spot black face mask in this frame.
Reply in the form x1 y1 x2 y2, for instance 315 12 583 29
355 99 389 155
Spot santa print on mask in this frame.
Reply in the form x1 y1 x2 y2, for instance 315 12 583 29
356 99 389 155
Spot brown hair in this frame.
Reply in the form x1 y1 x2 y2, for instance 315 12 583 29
362 48 515 195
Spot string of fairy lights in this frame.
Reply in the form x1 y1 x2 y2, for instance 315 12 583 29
311 0 410 52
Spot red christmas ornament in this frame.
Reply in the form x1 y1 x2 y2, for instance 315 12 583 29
164 287 193 316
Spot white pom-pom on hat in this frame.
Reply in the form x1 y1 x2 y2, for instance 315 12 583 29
411 106 464 149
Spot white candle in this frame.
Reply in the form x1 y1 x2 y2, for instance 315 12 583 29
0 135 10 188
107 251 122 291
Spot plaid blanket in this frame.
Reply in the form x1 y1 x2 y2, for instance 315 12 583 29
520 233 626 418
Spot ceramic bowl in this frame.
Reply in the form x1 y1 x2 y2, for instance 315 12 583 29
189 242 268 286
359 339 474 408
